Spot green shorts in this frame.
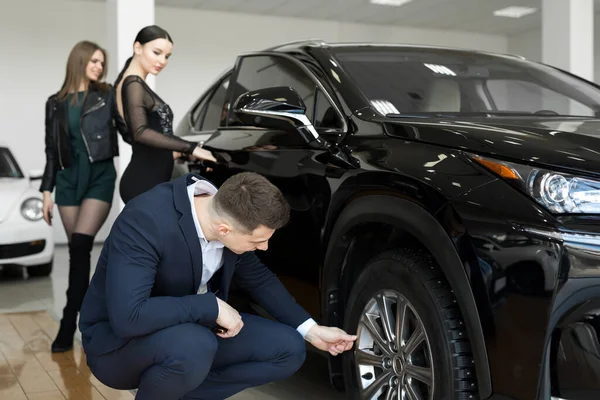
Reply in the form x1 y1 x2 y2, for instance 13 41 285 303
55 159 116 206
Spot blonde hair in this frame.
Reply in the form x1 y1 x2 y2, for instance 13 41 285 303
57 40 109 104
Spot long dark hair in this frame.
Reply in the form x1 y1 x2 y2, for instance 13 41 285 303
58 41 109 104
114 25 173 87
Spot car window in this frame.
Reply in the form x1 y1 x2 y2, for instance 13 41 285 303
226 55 318 127
202 77 230 130
0 148 23 178
333 48 600 117
486 79 594 117
186 75 231 133
314 88 344 130
189 94 210 133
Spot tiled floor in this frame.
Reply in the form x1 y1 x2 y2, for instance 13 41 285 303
0 310 134 399
0 245 346 400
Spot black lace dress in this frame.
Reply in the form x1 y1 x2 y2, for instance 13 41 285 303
118 75 197 203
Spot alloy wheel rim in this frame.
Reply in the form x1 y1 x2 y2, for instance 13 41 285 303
354 290 434 400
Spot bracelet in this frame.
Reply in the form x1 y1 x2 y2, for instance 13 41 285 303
186 142 197 155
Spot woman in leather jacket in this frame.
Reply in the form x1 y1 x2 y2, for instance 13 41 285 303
40 40 130 353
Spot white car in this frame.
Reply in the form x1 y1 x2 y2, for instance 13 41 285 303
0 145 54 277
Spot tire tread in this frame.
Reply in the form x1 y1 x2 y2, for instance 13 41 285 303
370 249 480 400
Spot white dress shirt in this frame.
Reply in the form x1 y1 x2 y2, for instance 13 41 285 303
187 177 316 337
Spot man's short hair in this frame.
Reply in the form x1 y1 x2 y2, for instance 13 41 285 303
213 172 290 233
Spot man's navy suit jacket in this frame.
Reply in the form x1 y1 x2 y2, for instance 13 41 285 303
79 173 311 358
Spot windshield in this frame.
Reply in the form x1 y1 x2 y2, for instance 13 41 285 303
332 47 600 118
0 147 23 178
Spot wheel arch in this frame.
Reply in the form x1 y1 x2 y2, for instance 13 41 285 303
321 193 492 398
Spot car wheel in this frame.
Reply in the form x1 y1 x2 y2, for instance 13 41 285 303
342 249 478 400
27 260 53 277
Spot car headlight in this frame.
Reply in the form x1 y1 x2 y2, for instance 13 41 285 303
21 198 43 221
471 155 600 214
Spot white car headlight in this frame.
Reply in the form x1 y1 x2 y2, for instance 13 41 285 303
471 155 600 214
21 198 43 221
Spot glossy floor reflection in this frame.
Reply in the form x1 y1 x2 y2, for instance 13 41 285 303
0 310 134 399
0 245 345 400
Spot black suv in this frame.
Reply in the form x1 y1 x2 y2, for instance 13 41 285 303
175 40 600 400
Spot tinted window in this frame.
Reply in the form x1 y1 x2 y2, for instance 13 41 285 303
333 48 600 117
203 77 230 130
227 55 316 126
314 89 343 129
186 76 231 133
0 148 22 178
189 94 209 133
486 79 593 117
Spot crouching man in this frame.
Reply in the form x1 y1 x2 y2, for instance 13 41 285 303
79 171 356 399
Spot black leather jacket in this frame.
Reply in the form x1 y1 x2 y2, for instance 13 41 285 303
40 84 131 193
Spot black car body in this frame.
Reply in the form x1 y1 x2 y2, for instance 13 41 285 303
175 40 600 400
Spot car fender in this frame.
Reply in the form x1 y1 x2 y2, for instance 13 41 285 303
322 194 492 398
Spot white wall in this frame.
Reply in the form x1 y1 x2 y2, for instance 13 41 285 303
1 0 507 243
0 0 109 244
507 29 542 62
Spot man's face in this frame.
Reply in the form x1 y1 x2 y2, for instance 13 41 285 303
217 223 275 254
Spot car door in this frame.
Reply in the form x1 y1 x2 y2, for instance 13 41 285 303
192 52 349 317
174 70 232 154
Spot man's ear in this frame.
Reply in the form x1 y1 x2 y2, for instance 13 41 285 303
216 223 232 237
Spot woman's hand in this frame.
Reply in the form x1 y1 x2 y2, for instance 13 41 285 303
190 145 217 172
191 146 217 164
42 191 53 226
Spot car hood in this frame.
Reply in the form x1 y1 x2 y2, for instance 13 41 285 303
382 116 600 175
0 178 29 223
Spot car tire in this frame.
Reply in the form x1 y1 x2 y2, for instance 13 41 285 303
342 249 478 400
27 260 53 277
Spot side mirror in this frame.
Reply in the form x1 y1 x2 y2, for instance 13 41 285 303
233 86 324 146
29 169 43 181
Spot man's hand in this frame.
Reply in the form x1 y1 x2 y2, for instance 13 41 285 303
305 325 357 356
215 298 243 339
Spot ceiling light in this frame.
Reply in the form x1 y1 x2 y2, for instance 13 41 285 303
424 63 456 76
371 100 399 115
370 0 413 6
493 6 537 18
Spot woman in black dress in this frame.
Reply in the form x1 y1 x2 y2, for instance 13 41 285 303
114 25 216 203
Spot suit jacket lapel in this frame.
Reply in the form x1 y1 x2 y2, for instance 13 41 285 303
218 249 238 299
179 214 203 292
174 173 205 293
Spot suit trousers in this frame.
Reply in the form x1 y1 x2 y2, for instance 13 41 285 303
86 313 307 400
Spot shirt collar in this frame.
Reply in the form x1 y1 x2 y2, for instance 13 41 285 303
187 178 224 248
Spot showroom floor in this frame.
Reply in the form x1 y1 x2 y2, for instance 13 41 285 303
0 244 346 400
